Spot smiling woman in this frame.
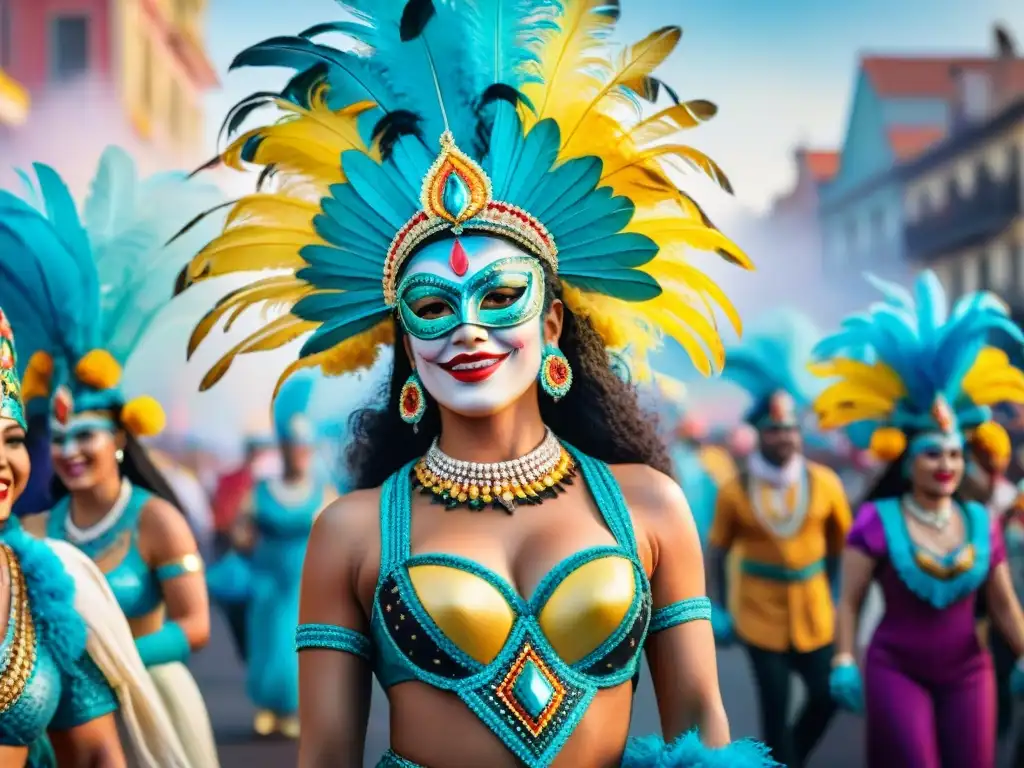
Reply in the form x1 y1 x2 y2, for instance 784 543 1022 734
0 307 192 768
177 1 779 766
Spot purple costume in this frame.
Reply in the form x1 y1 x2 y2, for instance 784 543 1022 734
849 498 1004 768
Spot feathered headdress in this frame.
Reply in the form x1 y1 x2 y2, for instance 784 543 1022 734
0 308 25 430
810 271 1024 462
273 372 316 445
721 308 823 428
0 147 225 437
176 0 751 395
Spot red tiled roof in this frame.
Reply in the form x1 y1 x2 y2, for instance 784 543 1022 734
805 150 840 182
862 55 1024 98
887 125 946 161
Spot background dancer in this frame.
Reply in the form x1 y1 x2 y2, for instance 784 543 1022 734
0 148 221 768
817 270 1024 768
708 309 851 768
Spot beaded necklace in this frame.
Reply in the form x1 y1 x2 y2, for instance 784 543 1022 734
0 544 36 714
412 428 576 513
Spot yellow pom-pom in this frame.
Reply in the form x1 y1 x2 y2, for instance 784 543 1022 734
75 349 122 391
21 351 54 402
971 421 1011 470
869 427 907 462
121 396 166 437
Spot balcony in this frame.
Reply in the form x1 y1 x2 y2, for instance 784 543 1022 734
905 147 1022 263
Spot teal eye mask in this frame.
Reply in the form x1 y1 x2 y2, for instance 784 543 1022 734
397 256 544 340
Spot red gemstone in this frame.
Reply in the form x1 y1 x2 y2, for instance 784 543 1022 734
449 239 469 277
403 389 420 414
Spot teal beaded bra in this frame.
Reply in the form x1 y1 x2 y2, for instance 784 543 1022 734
297 448 711 767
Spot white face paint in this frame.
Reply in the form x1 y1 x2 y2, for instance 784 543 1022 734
401 236 546 418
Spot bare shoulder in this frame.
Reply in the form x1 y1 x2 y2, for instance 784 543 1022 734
20 512 49 539
138 496 197 558
609 464 695 542
310 487 382 552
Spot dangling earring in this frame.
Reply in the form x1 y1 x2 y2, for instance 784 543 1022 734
539 344 573 401
115 448 124 464
399 370 427 433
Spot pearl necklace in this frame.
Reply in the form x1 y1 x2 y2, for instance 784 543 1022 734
413 428 576 513
902 494 953 531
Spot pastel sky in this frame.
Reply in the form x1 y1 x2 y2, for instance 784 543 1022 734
203 0 1024 218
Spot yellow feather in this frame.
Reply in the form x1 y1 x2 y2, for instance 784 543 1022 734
521 0 617 129
188 276 310 358
627 101 718 146
965 384 1024 406
603 143 733 194
185 227 315 284
560 284 659 360
814 382 895 414
199 314 316 391
808 359 906 400
648 307 714 375
272 319 396 398
816 402 892 430
560 26 682 154
225 195 322 230
643 260 742 334
631 219 752 269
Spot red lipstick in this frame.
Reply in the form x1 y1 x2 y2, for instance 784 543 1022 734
933 470 955 483
438 352 510 383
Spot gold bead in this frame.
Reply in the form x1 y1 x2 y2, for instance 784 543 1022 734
482 494 493 503
468 486 480 499
443 480 453 490
457 492 468 503
531 481 545 493
525 485 538 497
552 470 563 483
481 485 492 496
543 475 554 487
515 489 527 500
432 485 442 494
501 491 515 503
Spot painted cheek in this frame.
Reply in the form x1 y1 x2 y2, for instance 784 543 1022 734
409 336 448 365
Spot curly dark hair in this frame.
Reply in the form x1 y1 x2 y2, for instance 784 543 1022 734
346 265 671 488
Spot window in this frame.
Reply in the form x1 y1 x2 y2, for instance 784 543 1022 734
0 0 10 69
960 70 992 122
49 15 89 81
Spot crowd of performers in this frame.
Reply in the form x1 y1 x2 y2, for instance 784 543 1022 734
0 1 1024 767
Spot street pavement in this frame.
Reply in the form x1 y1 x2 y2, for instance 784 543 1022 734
194 606 866 767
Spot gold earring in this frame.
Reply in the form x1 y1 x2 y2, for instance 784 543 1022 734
115 448 124 464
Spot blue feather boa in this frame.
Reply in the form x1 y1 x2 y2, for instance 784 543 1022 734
0 518 87 673
622 730 780 768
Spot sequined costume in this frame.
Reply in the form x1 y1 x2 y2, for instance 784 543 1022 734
0 307 191 767
177 0 778 764
0 148 221 768
811 270 1024 768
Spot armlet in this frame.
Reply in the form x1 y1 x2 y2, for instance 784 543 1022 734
649 596 711 634
155 553 204 582
295 622 372 661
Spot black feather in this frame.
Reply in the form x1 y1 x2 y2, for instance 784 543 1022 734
189 155 222 179
472 84 535 157
257 164 278 191
400 0 436 42
218 91 278 147
280 64 329 108
166 199 239 249
173 265 190 296
371 110 425 160
630 76 680 104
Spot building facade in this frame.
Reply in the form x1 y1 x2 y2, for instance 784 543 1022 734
0 0 216 169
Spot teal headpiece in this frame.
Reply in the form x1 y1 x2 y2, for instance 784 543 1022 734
0 308 25 429
274 372 316 445
0 147 224 437
721 309 823 430
811 271 1024 460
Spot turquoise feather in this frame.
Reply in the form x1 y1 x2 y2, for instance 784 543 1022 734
339 152 420 226
813 269 1021 433
273 371 315 442
0 147 225 408
460 0 562 94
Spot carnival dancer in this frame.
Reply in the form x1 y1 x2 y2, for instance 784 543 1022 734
176 1 780 765
0 306 192 768
226 373 335 739
707 309 851 768
961 418 1024 745
0 148 221 768
813 270 1024 768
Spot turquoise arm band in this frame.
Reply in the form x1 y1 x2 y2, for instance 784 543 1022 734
135 621 191 667
649 596 712 634
155 553 203 582
295 623 372 660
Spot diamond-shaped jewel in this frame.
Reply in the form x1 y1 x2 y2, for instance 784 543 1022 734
512 659 554 720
